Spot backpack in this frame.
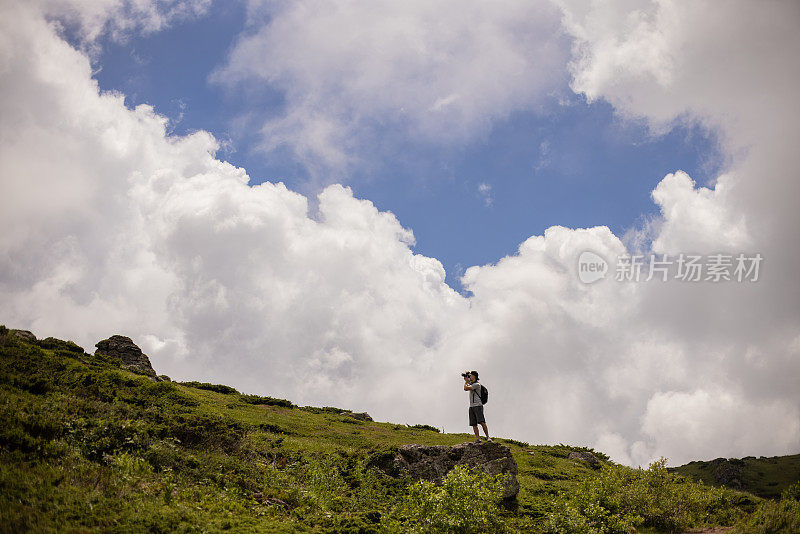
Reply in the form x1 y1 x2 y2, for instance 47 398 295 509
479 384 489 405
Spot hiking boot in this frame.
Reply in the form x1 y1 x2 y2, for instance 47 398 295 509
474 438 482 443
485 437 493 442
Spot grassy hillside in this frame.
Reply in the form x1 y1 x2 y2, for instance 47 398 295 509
1 326 797 533
671 455 800 499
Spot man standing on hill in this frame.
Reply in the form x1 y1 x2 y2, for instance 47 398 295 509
463 371 490 443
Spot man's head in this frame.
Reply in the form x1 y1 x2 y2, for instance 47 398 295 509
470 371 479 382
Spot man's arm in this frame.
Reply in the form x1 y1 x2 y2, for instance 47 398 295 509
463 381 471 391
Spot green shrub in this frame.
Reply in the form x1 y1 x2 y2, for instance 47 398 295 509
733 497 800 533
340 416 363 424
543 464 640 534
303 455 350 512
163 413 247 452
114 376 199 407
543 458 740 533
107 451 154 479
355 466 398 510
733 483 800 533
239 394 294 408
14 376 51 395
542 500 624 534
0 426 39 453
143 440 201 474
179 381 239 395
75 418 151 461
299 405 349 414
408 424 440 433
67 369 124 402
782 481 800 501
16 404 65 442
395 465 506 533
0 398 70 456
363 447 401 477
617 458 738 530
257 422 291 435
321 512 381 534
502 438 530 448
38 337 85 354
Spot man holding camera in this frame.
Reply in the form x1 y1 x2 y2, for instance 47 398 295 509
463 371 490 443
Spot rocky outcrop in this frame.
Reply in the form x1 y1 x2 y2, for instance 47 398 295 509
568 450 601 469
95 335 159 380
347 412 373 422
12 329 36 342
370 441 519 499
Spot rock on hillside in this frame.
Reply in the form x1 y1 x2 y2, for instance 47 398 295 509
371 441 520 499
11 329 37 342
346 412 373 422
95 335 160 381
568 450 601 469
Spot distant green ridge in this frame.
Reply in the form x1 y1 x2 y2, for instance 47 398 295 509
671 454 800 499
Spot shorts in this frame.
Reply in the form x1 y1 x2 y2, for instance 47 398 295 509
468 405 485 426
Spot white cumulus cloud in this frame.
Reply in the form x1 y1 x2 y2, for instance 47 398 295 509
214 0 571 174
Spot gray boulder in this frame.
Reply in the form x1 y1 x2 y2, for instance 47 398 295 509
373 441 519 499
95 335 159 380
347 412 373 422
12 329 36 342
568 450 601 469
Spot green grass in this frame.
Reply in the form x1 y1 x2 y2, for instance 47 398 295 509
0 325 796 533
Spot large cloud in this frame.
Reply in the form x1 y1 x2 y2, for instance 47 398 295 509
0 0 466 425
552 0 800 464
214 0 571 174
1 0 798 468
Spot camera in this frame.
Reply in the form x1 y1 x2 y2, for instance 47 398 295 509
461 372 471 379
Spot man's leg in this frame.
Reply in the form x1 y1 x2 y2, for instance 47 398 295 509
469 407 480 440
474 406 489 439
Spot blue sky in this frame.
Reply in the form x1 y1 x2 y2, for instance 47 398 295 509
89 1 723 289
